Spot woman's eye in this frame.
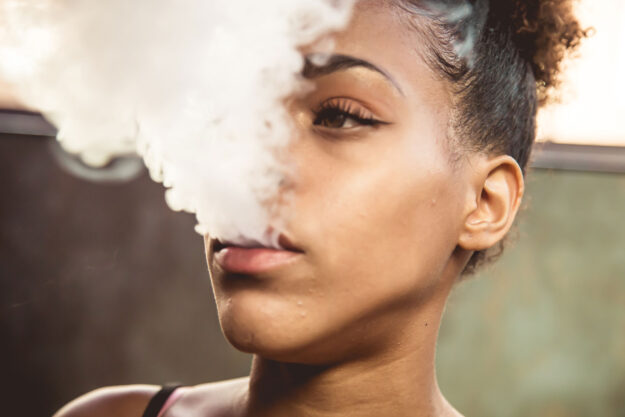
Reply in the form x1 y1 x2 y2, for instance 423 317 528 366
314 108 359 128
312 103 384 129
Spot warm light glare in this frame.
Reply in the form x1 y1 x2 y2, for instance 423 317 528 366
537 0 625 146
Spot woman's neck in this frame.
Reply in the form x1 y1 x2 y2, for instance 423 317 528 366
241 301 460 417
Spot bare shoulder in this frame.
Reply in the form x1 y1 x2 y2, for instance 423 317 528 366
187 377 249 397
53 384 160 417
171 378 249 416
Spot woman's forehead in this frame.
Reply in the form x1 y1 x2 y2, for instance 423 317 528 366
323 2 450 104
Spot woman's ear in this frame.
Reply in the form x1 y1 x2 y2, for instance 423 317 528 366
458 155 524 251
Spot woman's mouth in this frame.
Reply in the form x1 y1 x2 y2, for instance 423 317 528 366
212 235 303 275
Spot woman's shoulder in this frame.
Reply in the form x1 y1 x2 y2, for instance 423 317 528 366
170 378 249 416
53 379 250 417
53 384 160 417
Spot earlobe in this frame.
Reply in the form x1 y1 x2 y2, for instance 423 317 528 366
458 155 524 251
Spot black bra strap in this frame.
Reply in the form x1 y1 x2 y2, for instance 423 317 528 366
141 385 182 417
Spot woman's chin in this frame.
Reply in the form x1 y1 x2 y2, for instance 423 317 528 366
221 320 317 362
216 295 333 363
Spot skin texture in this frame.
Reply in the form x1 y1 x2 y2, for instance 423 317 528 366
55 2 524 417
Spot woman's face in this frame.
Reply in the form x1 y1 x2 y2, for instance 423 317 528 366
205 2 473 363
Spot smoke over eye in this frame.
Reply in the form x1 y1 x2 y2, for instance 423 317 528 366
0 0 355 249
399 0 489 66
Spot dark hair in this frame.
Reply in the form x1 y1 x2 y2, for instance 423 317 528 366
397 0 588 275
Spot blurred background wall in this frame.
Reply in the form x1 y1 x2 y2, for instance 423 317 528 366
437 170 625 416
0 132 252 415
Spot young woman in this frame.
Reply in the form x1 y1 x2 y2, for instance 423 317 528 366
55 1 585 416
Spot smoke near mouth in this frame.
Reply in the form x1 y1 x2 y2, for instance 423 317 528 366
0 0 353 248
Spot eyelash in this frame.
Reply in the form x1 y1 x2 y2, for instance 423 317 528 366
312 99 386 129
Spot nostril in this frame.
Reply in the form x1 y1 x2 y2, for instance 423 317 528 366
213 240 226 253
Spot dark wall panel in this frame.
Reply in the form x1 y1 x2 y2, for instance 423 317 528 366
0 135 250 416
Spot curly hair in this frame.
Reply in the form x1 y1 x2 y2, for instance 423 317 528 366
500 0 589 105
396 0 588 276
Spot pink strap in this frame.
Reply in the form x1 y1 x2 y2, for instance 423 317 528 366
156 387 187 417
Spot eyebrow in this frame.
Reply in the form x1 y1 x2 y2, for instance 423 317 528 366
303 53 405 96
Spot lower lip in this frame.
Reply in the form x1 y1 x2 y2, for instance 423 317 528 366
214 247 301 274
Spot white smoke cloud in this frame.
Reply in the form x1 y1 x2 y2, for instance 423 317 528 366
0 0 354 248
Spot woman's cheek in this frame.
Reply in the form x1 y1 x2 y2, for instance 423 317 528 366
314 149 455 284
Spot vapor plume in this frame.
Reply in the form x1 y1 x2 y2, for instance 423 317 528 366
0 0 353 248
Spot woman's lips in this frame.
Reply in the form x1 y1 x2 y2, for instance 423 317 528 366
214 246 302 275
